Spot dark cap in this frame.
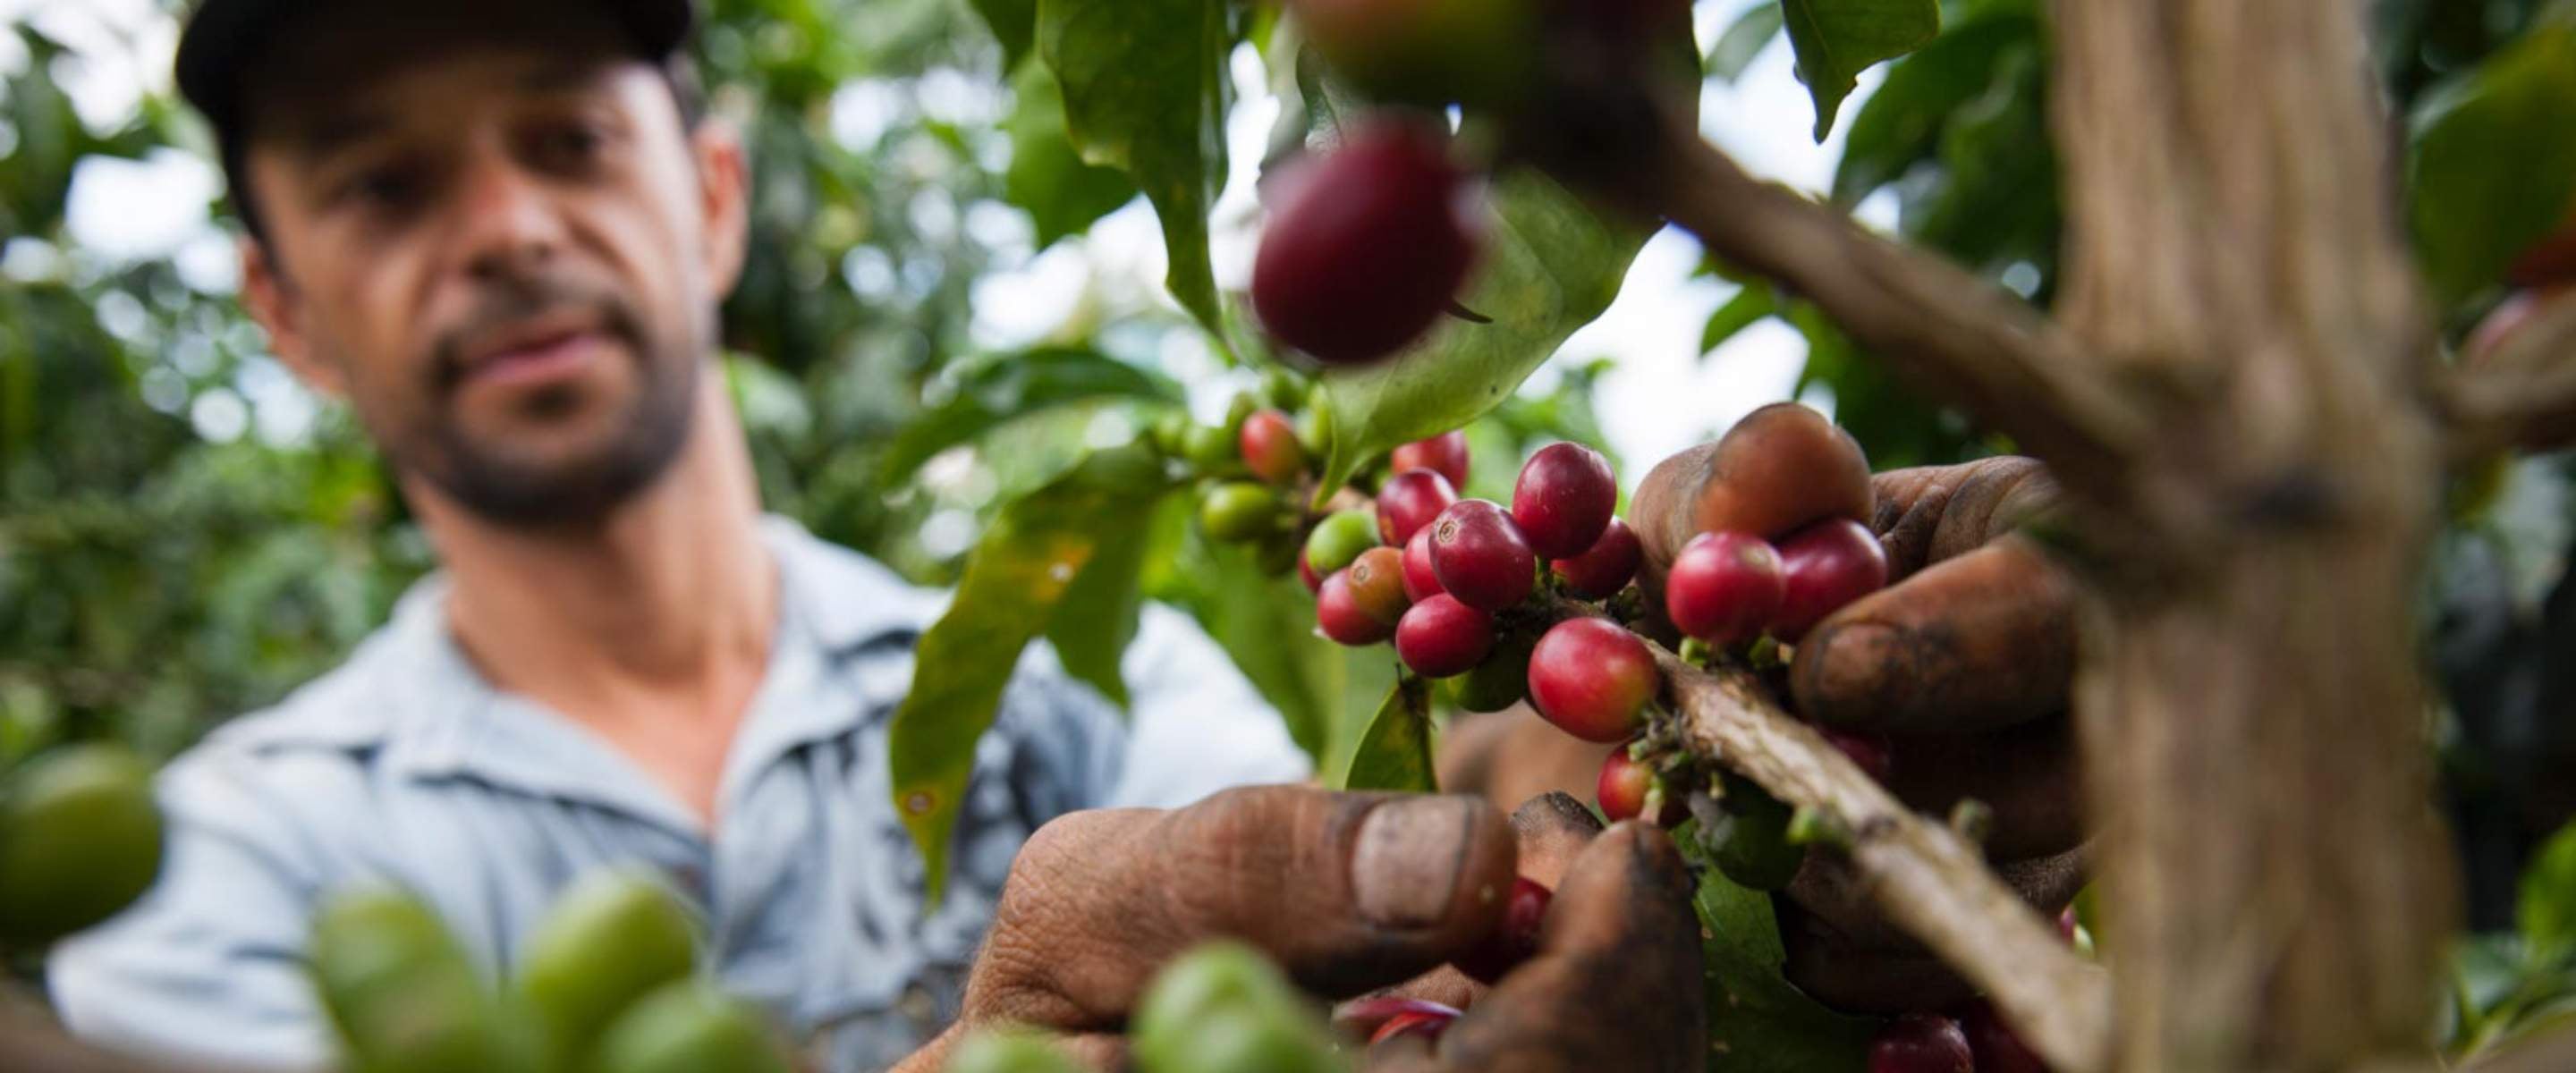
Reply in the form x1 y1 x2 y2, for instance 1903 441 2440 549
175 0 695 137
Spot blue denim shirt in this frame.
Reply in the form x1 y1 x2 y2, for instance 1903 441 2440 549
47 517 1312 1072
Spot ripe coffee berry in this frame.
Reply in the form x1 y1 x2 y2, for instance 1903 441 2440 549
1774 518 1891 641
1318 571 1394 646
1369 1009 1458 1046
1429 500 1537 612
1377 469 1459 545
1452 877 1550 984
1822 728 1894 783
1527 618 1657 742
1199 482 1285 543
1552 516 1642 599
1251 120 1480 366
1239 410 1309 486
1597 744 1683 825
1511 443 1617 559
1401 528 1446 603
1306 509 1382 577
1868 1013 1972 1073
1344 547 1411 624
1395 596 1494 679
1391 430 1470 489
1664 531 1785 645
1333 996 1462 1040
1957 1000 2049 1073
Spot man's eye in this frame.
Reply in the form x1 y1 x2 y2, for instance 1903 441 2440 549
347 166 424 210
536 123 606 169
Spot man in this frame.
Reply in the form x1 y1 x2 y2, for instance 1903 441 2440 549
51 0 2083 1069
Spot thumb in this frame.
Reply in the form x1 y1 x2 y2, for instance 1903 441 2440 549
962 787 1519 1031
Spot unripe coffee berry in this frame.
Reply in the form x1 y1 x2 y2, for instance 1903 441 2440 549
1318 570 1394 646
1511 443 1617 559
1401 528 1446 603
1452 877 1550 984
1958 1000 2049 1073
1665 531 1785 645
1597 744 1683 825
1298 548 1324 594
1200 482 1285 543
1430 499 1537 612
1774 518 1890 641
1240 410 1309 486
1183 425 1241 471
1527 618 1657 742
1394 595 1494 679
1868 1013 1972 1073
1306 509 1382 576
1391 430 1470 489
1377 469 1459 546
1251 120 1481 365
1552 516 1642 599
1344 546 1411 624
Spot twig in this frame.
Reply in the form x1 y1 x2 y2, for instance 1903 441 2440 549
1654 646 2113 1073
2440 296 2576 461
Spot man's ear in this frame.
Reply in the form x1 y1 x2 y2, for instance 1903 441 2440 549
241 237 346 398
691 121 750 300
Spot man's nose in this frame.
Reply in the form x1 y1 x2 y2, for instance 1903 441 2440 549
448 153 568 281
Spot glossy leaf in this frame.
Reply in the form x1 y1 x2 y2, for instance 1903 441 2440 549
889 447 1180 899
1677 824 1879 1070
1780 0 1944 139
1003 62 1142 250
2407 25 2576 304
1312 170 1651 503
1335 675 1436 793
1700 285 1782 359
1043 493 1182 711
969 0 1040 70
2524 819 2576 959
1037 0 1234 338
1708 2 1787 83
878 347 1180 486
1832 13 2038 205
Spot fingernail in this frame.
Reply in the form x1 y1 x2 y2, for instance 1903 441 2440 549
1352 797 1476 929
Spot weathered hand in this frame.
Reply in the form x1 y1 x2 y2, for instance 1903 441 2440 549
898 786 1705 1072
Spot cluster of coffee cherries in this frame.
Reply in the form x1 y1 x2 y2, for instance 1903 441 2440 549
1154 368 1343 575
1860 906 2084 1073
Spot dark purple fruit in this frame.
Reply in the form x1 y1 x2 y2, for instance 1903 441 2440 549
1251 121 1481 366
1429 500 1537 612
1773 519 1891 642
1394 595 1494 679
1452 877 1550 984
1511 443 1617 560
1958 1000 2050 1073
1868 1014 1971 1073
1377 469 1459 546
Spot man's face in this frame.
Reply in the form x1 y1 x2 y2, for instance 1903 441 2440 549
236 4 745 526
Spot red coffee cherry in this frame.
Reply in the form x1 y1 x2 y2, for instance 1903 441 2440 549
1369 1009 1459 1046
1868 1013 1972 1073
1957 1000 2049 1073
1452 877 1550 984
1401 528 1445 602
1821 729 1894 783
1527 618 1657 743
1596 743 1683 825
1394 595 1495 679
1551 517 1642 599
1251 120 1481 366
1298 548 1324 594
1333 996 1462 1040
1239 410 1308 486
1391 430 1470 489
1345 547 1411 624
1318 570 1394 646
1429 500 1537 612
1511 443 1616 559
1773 518 1890 642
1664 531 1785 645
1377 469 1459 546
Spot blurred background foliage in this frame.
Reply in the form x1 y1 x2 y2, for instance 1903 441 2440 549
0 0 2571 959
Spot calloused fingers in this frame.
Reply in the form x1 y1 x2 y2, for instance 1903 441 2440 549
1791 537 2079 736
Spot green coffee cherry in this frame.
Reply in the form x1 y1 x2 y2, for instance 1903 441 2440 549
1260 367 1307 411
0 743 163 947
1304 509 1381 576
1149 411 1194 457
310 890 540 1073
1711 774 1802 891
1132 943 1337 1073
1450 624 1537 714
1225 392 1261 435
1148 1007 1343 1073
594 981 793 1073
513 871 699 1072
945 1029 1087 1073
1297 387 1335 460
1184 426 1241 471
1201 483 1289 543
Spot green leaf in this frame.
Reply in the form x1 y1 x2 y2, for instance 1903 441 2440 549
1780 0 1945 140
1043 494 1182 710
878 347 1180 486
1677 826 1880 1070
889 448 1180 900
1003 62 1143 250
969 0 1039 70
1335 676 1436 792
2407 26 2576 305
1313 170 1652 502
1700 285 1783 359
2523 819 2576 959
1831 13 2038 205
1708 2 1788 83
1149 528 1334 762
1038 0 1233 339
